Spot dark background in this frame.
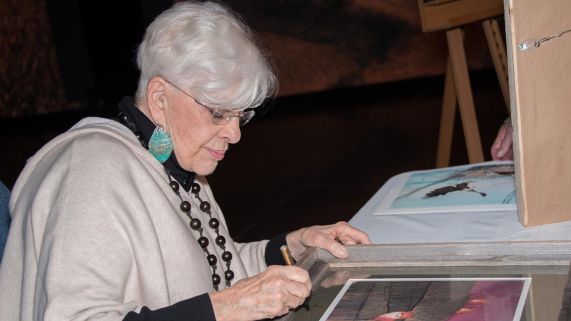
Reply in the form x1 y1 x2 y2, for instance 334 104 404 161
0 0 508 242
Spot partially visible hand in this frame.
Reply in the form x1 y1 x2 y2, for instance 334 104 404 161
491 120 514 161
209 265 311 321
286 221 371 260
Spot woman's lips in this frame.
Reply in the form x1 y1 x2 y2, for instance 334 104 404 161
208 149 226 161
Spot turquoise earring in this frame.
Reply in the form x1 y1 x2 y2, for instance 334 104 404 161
148 126 173 163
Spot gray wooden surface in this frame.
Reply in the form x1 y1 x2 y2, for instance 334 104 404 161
281 242 571 321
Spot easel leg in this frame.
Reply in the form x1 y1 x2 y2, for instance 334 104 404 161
446 28 484 163
436 59 457 168
482 19 510 110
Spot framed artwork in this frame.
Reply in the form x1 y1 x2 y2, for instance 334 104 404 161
320 278 530 321
278 241 571 321
374 161 516 215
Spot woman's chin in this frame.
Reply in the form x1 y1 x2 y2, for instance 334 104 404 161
188 161 219 176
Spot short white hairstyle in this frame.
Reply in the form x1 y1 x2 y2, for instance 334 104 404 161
135 1 277 110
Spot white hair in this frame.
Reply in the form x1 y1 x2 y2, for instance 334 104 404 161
135 1 277 110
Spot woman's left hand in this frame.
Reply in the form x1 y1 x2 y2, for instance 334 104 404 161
285 221 371 260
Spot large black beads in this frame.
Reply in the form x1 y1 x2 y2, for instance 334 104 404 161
207 254 217 266
180 201 191 213
169 181 180 192
200 201 211 212
190 218 201 230
222 251 232 262
215 235 226 246
212 273 221 286
170 178 234 290
198 236 209 248
209 218 219 229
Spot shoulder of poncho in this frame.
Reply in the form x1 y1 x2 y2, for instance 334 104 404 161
10 117 158 204
34 117 144 161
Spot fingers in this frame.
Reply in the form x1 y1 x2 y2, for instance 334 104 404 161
333 221 371 245
491 123 514 161
491 144 501 160
284 279 310 307
303 222 371 259
339 237 357 245
495 136 514 160
279 265 311 286
298 228 347 258
286 222 372 260
491 126 507 160
320 236 348 258
498 145 514 161
265 266 311 313
496 142 510 159
265 265 311 298
211 266 310 321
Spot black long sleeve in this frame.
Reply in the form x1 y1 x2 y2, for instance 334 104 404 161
123 293 216 321
264 232 288 265
122 233 289 321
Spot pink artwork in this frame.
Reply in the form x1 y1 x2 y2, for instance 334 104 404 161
321 278 529 321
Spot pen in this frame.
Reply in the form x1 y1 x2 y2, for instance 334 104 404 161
280 245 311 311
280 245 294 265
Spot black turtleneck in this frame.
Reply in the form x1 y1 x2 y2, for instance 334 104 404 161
118 96 196 191
116 97 288 321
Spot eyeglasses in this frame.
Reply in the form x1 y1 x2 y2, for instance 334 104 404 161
164 79 255 126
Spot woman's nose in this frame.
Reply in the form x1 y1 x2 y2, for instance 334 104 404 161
222 117 241 144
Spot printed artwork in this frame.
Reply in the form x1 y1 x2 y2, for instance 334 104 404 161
320 278 530 321
375 162 516 215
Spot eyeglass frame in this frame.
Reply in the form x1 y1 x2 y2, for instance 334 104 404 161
163 78 255 126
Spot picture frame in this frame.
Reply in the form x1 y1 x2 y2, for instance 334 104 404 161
319 277 530 321
374 161 516 215
278 241 571 321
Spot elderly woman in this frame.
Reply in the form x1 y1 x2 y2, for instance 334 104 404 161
0 2 370 321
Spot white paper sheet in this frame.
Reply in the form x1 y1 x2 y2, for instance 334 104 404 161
350 167 571 244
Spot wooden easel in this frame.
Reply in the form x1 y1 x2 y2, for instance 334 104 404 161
418 0 509 167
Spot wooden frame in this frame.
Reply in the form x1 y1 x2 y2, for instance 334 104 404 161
279 242 571 321
504 0 571 226
417 0 503 33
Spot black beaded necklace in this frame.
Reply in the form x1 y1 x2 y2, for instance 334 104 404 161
166 171 234 290
117 104 234 290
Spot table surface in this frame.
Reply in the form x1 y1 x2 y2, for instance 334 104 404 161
349 171 571 244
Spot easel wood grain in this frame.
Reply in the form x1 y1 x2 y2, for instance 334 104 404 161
483 19 510 108
418 0 503 33
446 28 485 164
436 59 458 166
419 0 507 167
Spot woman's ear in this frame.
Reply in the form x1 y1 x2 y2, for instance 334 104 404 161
146 76 169 126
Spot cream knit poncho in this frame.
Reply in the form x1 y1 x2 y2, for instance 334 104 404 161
0 117 268 320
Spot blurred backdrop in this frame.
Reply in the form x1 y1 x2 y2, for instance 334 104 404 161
0 0 508 241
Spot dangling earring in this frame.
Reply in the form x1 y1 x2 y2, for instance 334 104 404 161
148 125 173 163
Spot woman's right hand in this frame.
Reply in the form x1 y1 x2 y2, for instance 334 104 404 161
209 265 311 321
